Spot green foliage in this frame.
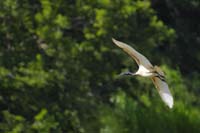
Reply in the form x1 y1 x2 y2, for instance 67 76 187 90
0 0 200 132
100 66 200 133
32 109 59 132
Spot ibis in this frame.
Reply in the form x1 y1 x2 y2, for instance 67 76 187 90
112 38 173 108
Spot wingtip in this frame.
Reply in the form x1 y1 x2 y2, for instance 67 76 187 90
164 94 174 109
112 38 121 47
112 38 117 43
158 89 174 109
169 97 174 109
168 102 173 109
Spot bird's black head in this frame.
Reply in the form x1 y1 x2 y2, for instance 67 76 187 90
119 71 136 76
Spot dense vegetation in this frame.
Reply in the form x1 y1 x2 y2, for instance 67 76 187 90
0 0 200 132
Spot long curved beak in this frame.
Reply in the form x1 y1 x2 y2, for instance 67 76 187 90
119 72 136 76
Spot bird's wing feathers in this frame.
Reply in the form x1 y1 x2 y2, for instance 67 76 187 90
112 38 153 68
112 38 173 108
151 77 173 108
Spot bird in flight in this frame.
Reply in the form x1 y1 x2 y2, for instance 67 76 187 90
112 38 173 108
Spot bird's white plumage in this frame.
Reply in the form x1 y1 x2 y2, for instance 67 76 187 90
112 38 174 108
112 38 153 69
136 65 153 77
152 77 173 108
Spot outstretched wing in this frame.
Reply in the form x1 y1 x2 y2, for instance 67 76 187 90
112 38 153 68
151 77 173 108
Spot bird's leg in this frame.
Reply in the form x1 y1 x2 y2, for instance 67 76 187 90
152 71 166 82
157 75 166 82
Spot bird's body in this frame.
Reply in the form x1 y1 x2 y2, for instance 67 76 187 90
112 38 173 108
136 65 154 77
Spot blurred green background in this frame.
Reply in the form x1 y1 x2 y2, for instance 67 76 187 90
0 0 200 132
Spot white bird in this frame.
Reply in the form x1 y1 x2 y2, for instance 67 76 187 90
112 38 173 108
